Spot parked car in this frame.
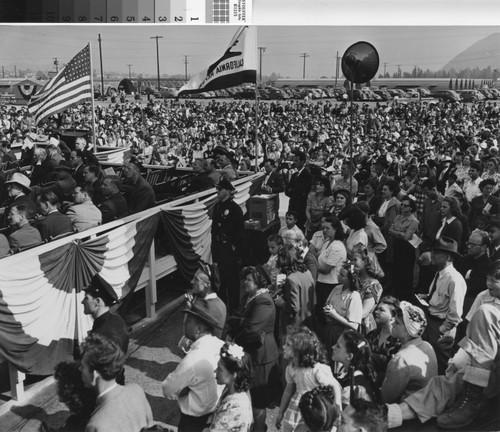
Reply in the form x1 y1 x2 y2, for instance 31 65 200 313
457 90 486 102
431 90 461 102
373 89 392 101
234 89 256 99
478 88 496 100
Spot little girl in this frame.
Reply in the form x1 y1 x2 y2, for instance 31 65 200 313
264 233 284 288
276 327 342 432
331 330 380 407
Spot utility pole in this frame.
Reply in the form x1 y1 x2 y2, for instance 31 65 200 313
53 57 59 73
98 34 105 98
150 36 163 91
335 51 340 87
127 64 133 79
1 66 4 78
383 62 387 77
14 65 17 78
300 53 309 79
184 55 189 81
413 65 417 78
258 46 266 84
397 64 402 78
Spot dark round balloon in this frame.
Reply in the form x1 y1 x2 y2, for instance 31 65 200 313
342 41 379 84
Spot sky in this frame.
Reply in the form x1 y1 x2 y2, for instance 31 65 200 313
1 25 499 79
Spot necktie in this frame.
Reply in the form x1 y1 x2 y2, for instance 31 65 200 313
428 271 440 301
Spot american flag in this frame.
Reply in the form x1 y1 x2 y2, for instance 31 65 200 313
28 45 92 125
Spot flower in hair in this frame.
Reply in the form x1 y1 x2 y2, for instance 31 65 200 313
227 343 245 360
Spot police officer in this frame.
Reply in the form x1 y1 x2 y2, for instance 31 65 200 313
81 273 129 385
211 179 244 312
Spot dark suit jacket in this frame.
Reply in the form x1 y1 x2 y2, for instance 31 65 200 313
285 168 312 216
100 193 130 224
440 218 463 248
120 176 156 214
259 170 285 194
86 384 153 432
90 179 106 207
37 211 73 241
232 292 279 365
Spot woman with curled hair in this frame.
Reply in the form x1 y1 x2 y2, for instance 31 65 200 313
226 266 280 432
48 361 97 432
315 215 347 332
352 249 384 334
372 179 400 281
437 196 468 252
276 244 316 344
209 343 253 432
366 296 401 386
331 330 379 406
298 386 340 432
469 178 500 230
388 195 419 300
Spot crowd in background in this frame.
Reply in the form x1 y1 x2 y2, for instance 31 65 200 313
1 96 500 432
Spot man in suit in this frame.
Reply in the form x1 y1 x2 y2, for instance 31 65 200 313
66 184 102 232
258 158 285 195
486 218 500 261
36 190 73 241
81 333 153 432
83 165 106 206
8 203 42 249
285 150 312 231
120 158 156 214
100 176 130 224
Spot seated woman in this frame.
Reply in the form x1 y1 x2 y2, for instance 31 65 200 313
381 301 438 404
366 296 401 387
207 343 253 432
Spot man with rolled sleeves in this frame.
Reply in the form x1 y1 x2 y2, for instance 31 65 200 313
419 237 466 375
211 178 244 312
81 274 129 385
162 301 225 432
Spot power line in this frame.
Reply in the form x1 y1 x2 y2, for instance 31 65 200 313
258 46 266 84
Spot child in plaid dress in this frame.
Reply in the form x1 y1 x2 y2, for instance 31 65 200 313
275 327 342 432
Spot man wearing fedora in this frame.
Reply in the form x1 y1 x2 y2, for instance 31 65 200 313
81 273 129 385
419 237 467 375
162 301 225 432
35 160 77 204
2 172 36 229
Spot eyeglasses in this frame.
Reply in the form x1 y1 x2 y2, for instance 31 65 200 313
467 242 482 247
400 203 411 207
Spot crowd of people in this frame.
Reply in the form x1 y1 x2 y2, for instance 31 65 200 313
1 96 500 431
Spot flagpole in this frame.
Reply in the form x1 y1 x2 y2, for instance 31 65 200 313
88 42 97 156
254 86 260 171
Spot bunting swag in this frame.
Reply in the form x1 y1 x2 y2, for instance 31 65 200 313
160 179 254 283
161 196 217 283
0 214 158 374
